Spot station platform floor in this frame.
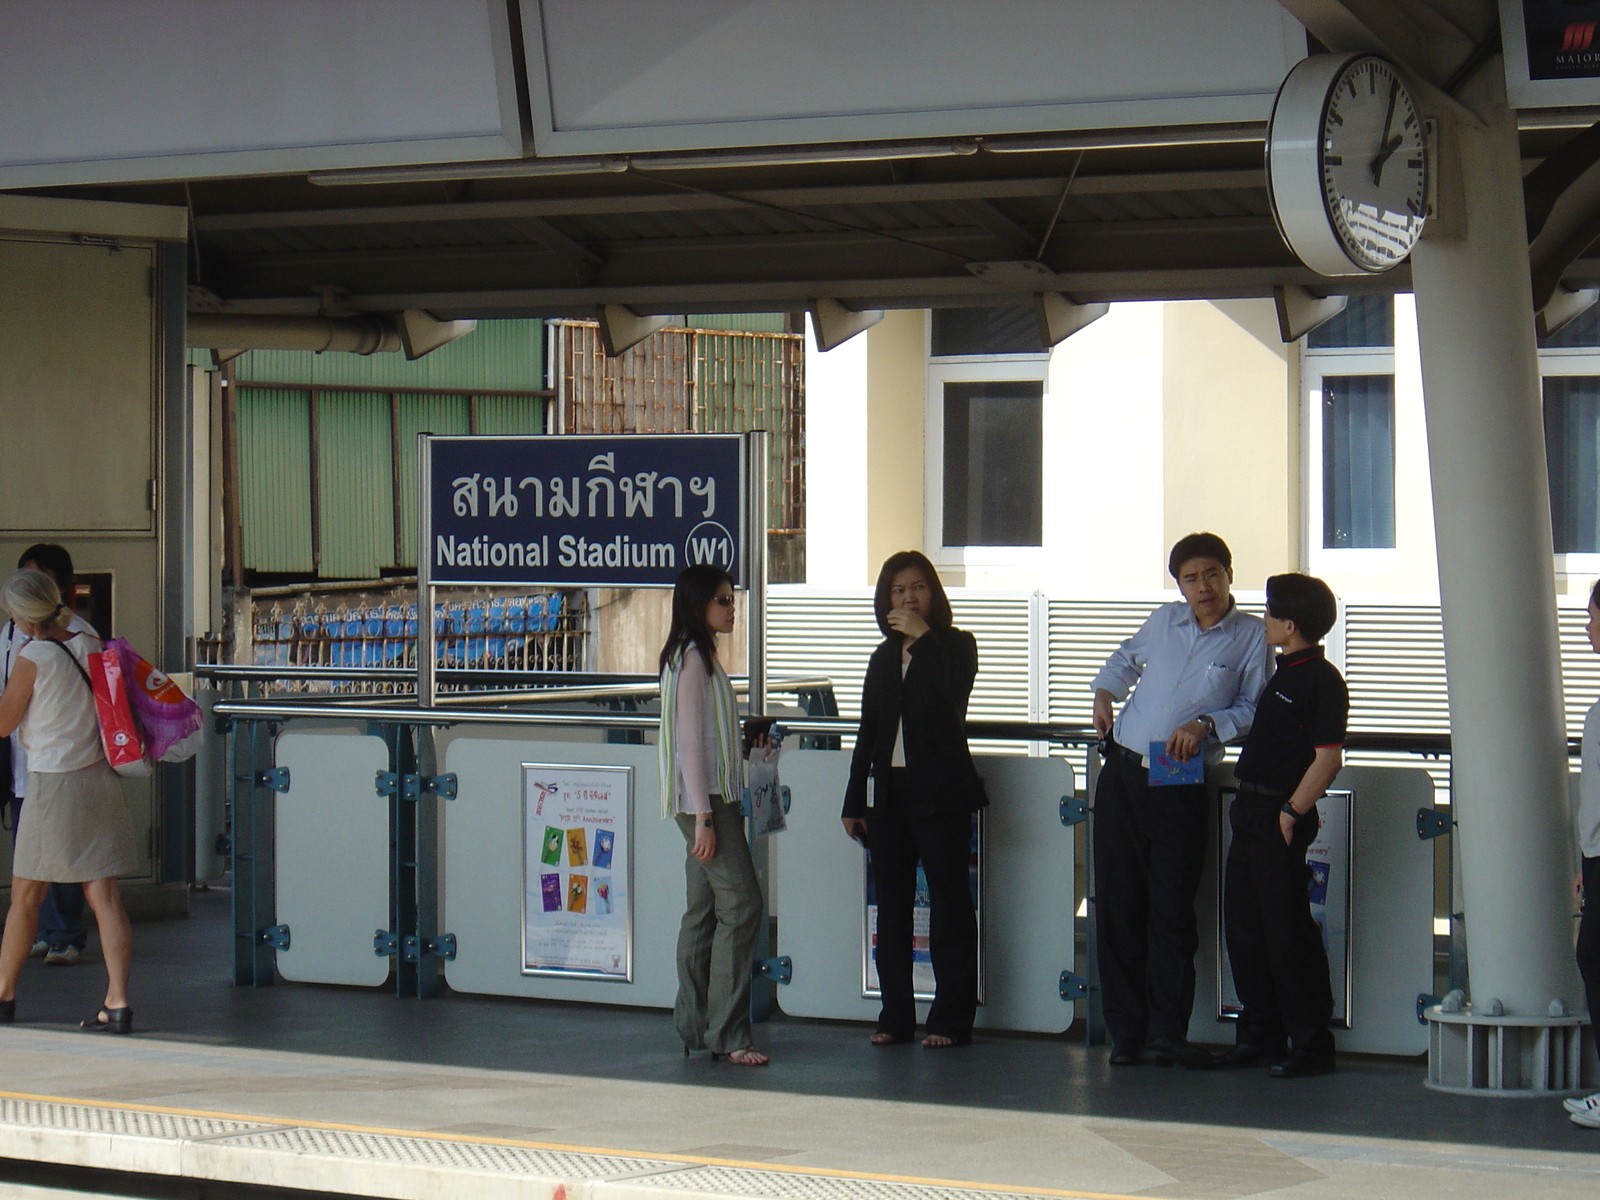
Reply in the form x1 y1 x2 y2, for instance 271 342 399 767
0 886 1595 1200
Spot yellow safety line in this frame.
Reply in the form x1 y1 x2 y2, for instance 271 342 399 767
0 1087 1145 1200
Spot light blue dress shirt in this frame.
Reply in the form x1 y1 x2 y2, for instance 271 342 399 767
1091 599 1272 765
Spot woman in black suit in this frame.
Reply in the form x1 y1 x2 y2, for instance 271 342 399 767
841 550 984 1048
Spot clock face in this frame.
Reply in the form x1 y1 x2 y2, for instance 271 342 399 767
1266 53 1429 277
1320 56 1427 272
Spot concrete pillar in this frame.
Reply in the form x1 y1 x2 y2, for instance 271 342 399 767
1409 76 1583 1015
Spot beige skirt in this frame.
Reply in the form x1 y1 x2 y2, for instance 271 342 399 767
14 760 138 883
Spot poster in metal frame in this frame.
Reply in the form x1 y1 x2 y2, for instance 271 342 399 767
861 812 984 1003
1216 787 1353 1027
521 762 634 982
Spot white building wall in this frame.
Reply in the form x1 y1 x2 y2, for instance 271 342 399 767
1040 301 1166 596
803 315 869 587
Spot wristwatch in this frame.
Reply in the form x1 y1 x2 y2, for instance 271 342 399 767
700 817 713 827
1197 714 1217 737
1280 801 1301 818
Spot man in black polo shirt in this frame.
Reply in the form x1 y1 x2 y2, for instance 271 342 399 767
1217 573 1347 1078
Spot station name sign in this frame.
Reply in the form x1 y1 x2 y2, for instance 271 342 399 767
424 434 745 588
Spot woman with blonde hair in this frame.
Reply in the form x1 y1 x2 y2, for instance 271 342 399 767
0 569 137 1032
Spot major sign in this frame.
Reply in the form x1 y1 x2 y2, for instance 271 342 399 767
424 435 745 587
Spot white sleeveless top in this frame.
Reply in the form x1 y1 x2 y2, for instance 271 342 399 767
18 633 104 774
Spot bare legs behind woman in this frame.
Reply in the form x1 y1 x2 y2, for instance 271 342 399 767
0 875 131 1030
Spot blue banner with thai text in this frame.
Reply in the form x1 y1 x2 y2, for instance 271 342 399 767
426 435 745 587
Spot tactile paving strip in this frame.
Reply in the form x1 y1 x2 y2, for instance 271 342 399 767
0 1097 269 1140
211 1126 682 1178
0 1098 1066 1199
633 1167 1044 1200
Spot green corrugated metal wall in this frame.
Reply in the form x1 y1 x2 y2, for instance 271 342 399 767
223 316 796 578
238 389 314 572
228 319 544 390
317 392 394 578
685 313 789 333
394 395 471 570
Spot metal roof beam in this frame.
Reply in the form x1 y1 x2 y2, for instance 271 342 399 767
193 170 1266 232
207 264 1352 317
1275 0 1482 82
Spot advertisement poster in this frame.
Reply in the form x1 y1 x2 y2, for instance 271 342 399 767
427 434 745 588
1218 789 1352 1026
863 814 981 1001
522 763 631 980
1519 0 1600 81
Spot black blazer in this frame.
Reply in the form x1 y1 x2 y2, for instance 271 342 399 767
842 626 985 819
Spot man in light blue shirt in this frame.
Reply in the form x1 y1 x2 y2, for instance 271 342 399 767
1090 532 1271 1068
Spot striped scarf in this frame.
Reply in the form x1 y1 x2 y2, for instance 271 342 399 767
658 643 741 817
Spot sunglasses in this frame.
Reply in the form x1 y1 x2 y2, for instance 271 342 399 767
712 594 736 607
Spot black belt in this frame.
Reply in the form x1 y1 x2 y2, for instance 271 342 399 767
1235 780 1289 799
1105 741 1150 769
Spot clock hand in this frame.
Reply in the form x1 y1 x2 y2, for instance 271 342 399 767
1370 134 1403 187
1371 77 1399 186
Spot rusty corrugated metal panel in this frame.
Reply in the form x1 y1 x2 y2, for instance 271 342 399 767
557 321 691 434
695 329 805 531
554 319 805 532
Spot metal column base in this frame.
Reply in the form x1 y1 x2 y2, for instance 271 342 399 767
1425 1006 1597 1095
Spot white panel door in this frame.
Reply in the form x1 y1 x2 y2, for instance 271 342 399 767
274 726 391 987
1190 766 1435 1055
439 731 683 1007
775 749 1076 1033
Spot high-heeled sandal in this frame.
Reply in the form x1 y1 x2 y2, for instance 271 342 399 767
80 1007 132 1035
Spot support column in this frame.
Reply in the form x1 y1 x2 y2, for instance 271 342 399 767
1410 75 1583 1021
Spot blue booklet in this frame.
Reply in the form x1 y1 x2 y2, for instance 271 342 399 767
1148 742 1204 787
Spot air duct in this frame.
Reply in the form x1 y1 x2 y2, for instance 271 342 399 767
186 311 475 359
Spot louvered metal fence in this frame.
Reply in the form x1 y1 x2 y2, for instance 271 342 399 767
769 587 1600 782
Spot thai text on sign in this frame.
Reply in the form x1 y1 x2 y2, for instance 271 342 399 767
426 435 745 587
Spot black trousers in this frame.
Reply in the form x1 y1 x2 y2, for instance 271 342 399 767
1223 793 1335 1055
867 777 978 1041
1092 752 1208 1046
1579 856 1600 1029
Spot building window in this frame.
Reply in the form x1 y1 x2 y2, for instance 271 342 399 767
931 306 1045 356
1322 374 1395 549
1545 376 1600 553
942 381 1043 546
1307 295 1394 349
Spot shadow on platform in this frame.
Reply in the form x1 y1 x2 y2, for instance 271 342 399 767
8 885 1586 1158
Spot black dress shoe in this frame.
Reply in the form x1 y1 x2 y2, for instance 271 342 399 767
1213 1041 1288 1069
1109 1041 1145 1066
1146 1036 1215 1070
1268 1051 1335 1078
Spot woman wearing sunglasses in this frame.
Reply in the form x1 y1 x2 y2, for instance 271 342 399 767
658 564 767 1065
842 550 984 1048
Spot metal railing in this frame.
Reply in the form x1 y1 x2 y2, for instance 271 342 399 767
210 668 1495 1012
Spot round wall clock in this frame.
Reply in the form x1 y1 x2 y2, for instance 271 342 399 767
1266 53 1429 277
